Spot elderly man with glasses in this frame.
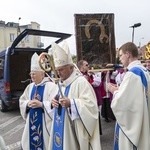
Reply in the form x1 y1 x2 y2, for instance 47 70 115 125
19 53 58 150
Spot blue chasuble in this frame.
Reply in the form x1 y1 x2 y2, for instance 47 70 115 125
53 84 71 150
114 67 148 150
29 85 45 150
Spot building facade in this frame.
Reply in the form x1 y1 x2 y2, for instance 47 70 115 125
0 21 43 51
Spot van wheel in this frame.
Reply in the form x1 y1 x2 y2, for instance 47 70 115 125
0 100 8 112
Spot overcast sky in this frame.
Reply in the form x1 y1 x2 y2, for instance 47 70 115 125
0 0 150 54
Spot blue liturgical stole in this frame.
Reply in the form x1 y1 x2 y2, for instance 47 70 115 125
114 67 148 150
53 84 71 150
114 123 120 150
129 67 148 89
29 85 45 150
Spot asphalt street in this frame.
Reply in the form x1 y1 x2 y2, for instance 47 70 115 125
0 109 115 150
100 116 115 150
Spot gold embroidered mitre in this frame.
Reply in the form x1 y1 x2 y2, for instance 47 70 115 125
52 41 73 68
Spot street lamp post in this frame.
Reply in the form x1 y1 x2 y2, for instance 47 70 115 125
130 23 141 43
17 17 21 36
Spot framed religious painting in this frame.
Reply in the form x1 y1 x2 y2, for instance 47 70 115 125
74 13 116 68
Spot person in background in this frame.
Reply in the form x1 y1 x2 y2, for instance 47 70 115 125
115 67 127 86
106 64 127 87
19 53 58 150
49 42 101 150
77 60 102 135
107 42 150 150
100 69 116 122
145 59 150 72
77 60 102 106
105 63 125 86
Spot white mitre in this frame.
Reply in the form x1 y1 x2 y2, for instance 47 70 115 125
52 41 73 68
30 52 44 72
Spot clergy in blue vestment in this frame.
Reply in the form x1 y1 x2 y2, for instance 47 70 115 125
48 41 102 150
19 53 58 150
107 42 150 150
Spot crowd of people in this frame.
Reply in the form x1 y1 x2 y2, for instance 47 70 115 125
18 41 150 150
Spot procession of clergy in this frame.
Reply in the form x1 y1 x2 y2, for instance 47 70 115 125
19 41 150 150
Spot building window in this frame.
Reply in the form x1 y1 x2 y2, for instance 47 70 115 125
10 33 15 42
